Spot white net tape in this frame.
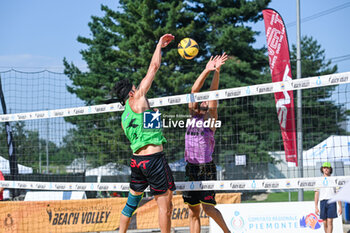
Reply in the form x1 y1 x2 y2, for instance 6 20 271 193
1 176 349 192
1 72 349 122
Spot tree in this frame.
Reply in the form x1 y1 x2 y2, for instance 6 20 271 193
0 122 63 173
62 1 348 181
63 0 272 168
290 35 348 149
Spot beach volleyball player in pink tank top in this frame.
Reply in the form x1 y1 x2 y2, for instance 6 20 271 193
182 53 231 233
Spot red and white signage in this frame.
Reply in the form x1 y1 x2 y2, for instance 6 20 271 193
263 9 297 166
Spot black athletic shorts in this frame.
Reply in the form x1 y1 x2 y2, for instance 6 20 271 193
182 161 217 206
129 152 176 196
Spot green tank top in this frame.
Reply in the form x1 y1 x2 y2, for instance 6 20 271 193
121 99 167 153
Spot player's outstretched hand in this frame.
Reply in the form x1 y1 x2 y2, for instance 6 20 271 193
159 34 175 48
214 52 228 70
205 55 219 71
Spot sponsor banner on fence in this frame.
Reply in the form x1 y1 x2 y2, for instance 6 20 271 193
0 198 123 233
135 193 241 229
210 202 343 233
0 193 240 232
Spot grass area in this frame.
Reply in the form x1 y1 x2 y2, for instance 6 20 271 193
242 191 315 203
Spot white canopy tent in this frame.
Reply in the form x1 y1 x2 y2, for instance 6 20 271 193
0 156 33 174
303 135 350 167
85 163 131 183
269 135 350 178
85 163 131 176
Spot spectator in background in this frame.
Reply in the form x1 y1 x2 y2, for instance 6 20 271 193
315 162 342 233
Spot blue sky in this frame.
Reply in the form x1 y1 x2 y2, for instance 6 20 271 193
0 0 349 141
0 0 349 73
0 0 117 72
0 0 350 74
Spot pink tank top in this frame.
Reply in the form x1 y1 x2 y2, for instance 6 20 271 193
184 116 215 164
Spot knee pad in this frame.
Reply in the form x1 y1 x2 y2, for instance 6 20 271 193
122 193 143 217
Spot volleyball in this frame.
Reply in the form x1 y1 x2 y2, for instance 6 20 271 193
177 38 199 60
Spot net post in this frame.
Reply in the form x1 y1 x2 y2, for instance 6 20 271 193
296 0 304 201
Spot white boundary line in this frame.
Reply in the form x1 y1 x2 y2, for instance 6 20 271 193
1 176 349 191
0 72 349 122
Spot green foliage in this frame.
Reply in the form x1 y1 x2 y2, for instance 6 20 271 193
60 1 347 178
242 191 315 203
0 122 40 167
290 36 347 149
2 2 346 179
59 114 131 167
0 122 70 173
0 117 102 177
63 0 272 168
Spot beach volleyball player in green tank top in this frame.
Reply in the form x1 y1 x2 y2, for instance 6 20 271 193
113 34 176 233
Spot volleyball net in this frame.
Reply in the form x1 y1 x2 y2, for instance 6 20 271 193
0 69 349 194
0 69 349 232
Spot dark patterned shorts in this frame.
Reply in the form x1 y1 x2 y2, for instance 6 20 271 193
130 152 176 196
182 161 217 206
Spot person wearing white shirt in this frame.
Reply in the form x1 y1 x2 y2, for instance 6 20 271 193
315 162 342 233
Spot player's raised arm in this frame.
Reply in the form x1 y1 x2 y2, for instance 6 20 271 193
189 55 218 113
136 34 174 98
209 53 227 92
191 55 218 94
208 53 228 113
